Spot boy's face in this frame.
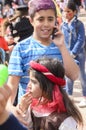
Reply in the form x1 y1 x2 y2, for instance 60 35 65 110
30 9 56 41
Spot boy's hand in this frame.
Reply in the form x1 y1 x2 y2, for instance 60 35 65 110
52 29 65 49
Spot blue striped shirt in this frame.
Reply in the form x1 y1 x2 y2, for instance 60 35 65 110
8 36 62 102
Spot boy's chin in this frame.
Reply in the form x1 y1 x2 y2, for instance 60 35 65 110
41 35 50 39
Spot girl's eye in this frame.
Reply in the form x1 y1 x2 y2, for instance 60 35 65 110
64 11 71 13
67 11 70 13
31 79 37 84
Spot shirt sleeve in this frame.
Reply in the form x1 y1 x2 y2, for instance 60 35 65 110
8 43 24 76
0 114 27 130
59 116 77 130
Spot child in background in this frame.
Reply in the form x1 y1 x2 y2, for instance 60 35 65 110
0 57 83 130
5 34 16 55
61 1 86 107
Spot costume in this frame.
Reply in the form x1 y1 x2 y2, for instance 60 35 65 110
0 113 77 130
8 36 62 102
0 36 9 62
30 111 77 130
0 36 9 51
61 16 86 96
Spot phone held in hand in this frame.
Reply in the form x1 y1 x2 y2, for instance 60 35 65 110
52 21 58 39
52 27 58 39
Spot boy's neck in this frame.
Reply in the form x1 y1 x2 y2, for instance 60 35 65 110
33 35 51 46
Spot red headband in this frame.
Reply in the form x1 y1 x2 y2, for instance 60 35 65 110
30 61 65 86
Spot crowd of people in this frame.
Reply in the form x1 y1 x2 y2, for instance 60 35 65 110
0 0 86 130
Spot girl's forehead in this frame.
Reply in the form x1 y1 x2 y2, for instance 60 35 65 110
64 7 73 12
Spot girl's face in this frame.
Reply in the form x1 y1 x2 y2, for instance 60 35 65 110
63 7 76 22
27 71 42 98
30 9 56 42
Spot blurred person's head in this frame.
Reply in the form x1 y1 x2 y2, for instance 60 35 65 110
5 34 14 45
8 4 33 41
63 1 77 22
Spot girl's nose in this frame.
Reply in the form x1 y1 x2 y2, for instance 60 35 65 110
26 83 31 92
27 81 31 88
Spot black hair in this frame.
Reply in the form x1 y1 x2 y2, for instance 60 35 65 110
73 0 81 6
66 1 77 11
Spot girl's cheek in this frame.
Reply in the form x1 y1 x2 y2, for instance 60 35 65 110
68 12 73 17
26 87 30 92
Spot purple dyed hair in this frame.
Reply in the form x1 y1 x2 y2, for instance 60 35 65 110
28 0 57 18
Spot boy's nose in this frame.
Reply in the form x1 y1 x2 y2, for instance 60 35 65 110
44 20 49 26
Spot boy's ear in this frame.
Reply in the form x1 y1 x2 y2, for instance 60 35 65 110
28 16 33 25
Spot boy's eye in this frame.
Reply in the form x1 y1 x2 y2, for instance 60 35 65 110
38 17 54 22
38 18 44 22
48 18 54 22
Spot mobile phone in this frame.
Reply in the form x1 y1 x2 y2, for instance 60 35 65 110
52 21 58 39
52 27 58 39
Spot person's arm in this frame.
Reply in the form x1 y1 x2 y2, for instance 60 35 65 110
6 76 29 126
7 75 20 106
59 43 79 80
53 30 80 80
0 86 10 128
6 75 20 118
0 112 28 130
0 85 23 130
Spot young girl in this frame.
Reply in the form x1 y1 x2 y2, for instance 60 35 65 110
61 1 86 107
17 56 83 130
0 57 83 130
